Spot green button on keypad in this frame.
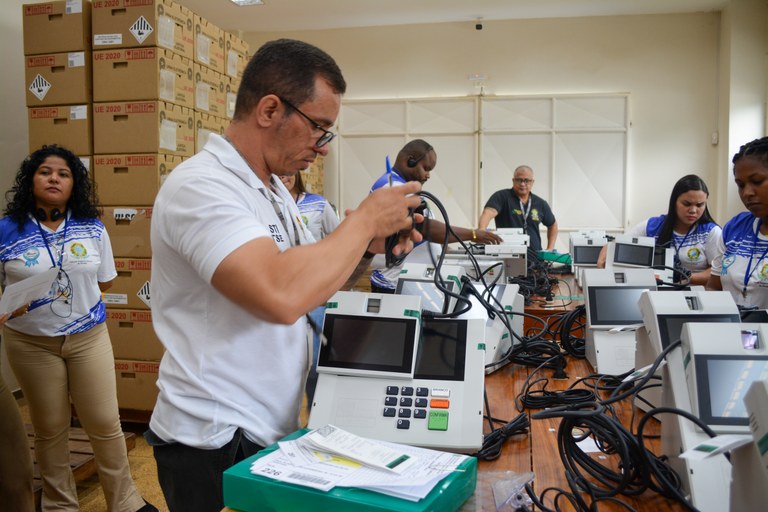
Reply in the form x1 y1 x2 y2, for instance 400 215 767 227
428 410 449 431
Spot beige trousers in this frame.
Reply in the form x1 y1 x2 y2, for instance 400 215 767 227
4 323 144 512
0 362 35 512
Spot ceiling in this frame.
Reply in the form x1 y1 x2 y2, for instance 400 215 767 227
176 0 729 34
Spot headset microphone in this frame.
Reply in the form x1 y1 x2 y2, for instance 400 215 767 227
406 144 434 168
407 154 423 168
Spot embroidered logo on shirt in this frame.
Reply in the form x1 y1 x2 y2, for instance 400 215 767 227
69 242 88 260
23 248 41 267
686 247 702 262
759 263 768 282
721 255 736 275
512 208 523 215
531 209 540 222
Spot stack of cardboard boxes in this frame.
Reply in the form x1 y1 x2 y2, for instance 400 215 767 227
22 0 250 415
24 0 93 166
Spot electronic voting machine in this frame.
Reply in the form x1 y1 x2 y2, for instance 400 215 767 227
308 291 486 452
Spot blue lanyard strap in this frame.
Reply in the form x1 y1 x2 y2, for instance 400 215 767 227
743 219 768 298
671 224 697 262
36 217 68 269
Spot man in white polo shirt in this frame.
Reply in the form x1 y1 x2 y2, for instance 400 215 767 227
146 39 423 512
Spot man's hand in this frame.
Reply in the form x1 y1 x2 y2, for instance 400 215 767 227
355 181 423 239
476 230 503 245
366 212 425 256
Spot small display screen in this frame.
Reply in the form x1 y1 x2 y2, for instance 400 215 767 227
740 309 768 323
319 315 418 373
656 314 739 350
413 319 467 381
395 279 455 314
573 245 602 265
587 286 651 326
614 243 654 267
653 245 668 267
695 355 768 428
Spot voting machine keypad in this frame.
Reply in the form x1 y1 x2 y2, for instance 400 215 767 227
384 385 450 431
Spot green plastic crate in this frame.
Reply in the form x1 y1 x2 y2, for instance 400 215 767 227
223 429 477 512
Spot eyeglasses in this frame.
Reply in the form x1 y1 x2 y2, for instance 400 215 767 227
513 178 534 185
278 97 336 148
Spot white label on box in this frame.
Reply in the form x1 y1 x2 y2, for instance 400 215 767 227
104 294 128 305
159 69 175 102
130 16 154 44
29 74 51 101
159 119 178 151
158 15 175 50
226 91 236 119
197 34 211 64
69 105 87 120
137 281 151 308
227 49 238 77
198 128 213 149
114 208 138 222
196 82 210 111
94 34 123 46
68 52 85 68
66 0 82 14
79 157 90 172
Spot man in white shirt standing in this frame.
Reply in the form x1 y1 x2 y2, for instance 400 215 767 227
146 39 423 512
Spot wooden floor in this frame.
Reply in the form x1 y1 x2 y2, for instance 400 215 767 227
26 424 136 508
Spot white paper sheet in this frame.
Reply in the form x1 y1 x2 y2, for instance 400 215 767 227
0 268 58 315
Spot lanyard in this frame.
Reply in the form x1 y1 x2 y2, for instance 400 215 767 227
742 219 768 298
223 134 303 247
518 195 531 233
671 224 697 263
259 182 302 247
36 217 68 269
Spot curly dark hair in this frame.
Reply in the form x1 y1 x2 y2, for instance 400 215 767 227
4 145 100 231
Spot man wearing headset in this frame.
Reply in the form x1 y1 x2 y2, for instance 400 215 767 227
479 165 558 252
368 139 502 293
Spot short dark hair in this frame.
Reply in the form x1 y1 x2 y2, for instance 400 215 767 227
399 139 433 160
4 145 99 231
732 136 768 170
657 174 715 246
233 39 347 120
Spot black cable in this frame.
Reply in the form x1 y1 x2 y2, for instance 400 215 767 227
558 304 586 358
472 410 530 461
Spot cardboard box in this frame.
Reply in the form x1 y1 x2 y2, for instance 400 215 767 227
94 153 181 205
102 206 152 257
225 32 248 80
93 100 194 156
25 52 92 106
194 14 225 74
194 63 228 117
114 359 159 411
22 1 91 56
105 257 151 310
194 111 226 152
28 105 92 155
93 47 193 108
226 78 237 119
107 309 164 360
92 0 193 59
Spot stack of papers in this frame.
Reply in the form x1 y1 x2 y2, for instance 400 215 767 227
249 425 469 502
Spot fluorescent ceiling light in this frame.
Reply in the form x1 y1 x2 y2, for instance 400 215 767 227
229 0 263 5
